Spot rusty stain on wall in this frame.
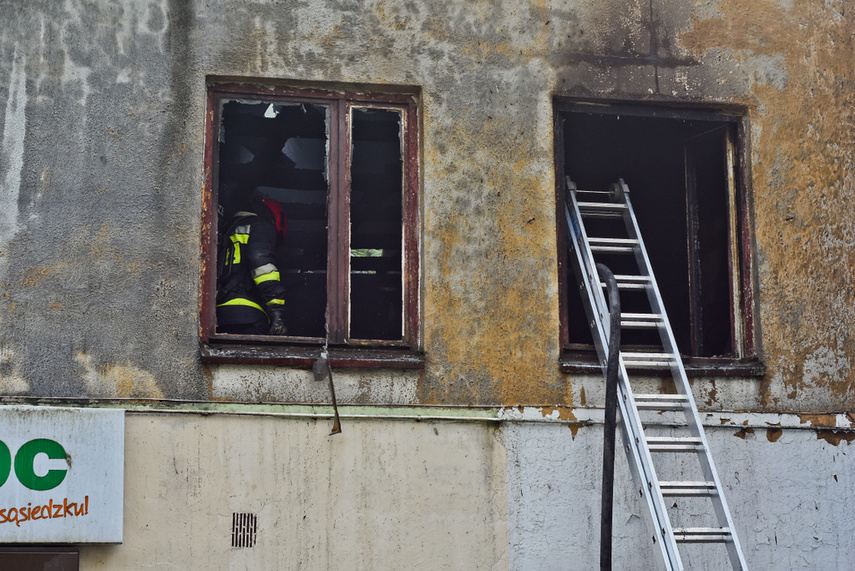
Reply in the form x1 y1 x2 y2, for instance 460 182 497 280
680 0 855 411
799 413 839 428
536 406 579 422
417 1 559 406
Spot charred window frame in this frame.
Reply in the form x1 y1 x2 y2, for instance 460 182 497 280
201 82 421 366
555 101 762 376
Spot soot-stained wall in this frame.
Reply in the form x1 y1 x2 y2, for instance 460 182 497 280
0 0 852 412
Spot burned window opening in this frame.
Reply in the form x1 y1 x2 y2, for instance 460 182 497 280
559 105 751 361
204 85 419 352
349 108 405 341
217 99 330 339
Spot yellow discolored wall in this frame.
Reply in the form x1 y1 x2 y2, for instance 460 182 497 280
677 0 855 411
0 0 850 414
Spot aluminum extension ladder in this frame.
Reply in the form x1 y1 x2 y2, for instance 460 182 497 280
565 179 748 570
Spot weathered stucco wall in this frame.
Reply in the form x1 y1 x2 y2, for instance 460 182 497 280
65 411 852 570
0 0 203 399
79 413 508 570
0 1 852 408
505 415 855 570
1 2 853 568
678 0 855 412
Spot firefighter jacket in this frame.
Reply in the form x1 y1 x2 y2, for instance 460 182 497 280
216 211 287 327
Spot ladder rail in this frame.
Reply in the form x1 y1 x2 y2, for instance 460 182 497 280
565 193 612 343
617 180 748 570
566 192 683 570
566 180 748 571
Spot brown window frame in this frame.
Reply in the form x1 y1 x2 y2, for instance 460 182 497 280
555 100 763 377
200 81 422 367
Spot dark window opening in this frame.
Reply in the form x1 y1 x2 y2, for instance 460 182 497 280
558 104 753 363
349 109 404 341
218 100 330 339
202 84 419 353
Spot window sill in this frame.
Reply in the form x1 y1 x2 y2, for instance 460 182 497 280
560 352 766 378
201 343 425 369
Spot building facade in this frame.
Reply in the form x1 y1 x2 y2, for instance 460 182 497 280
0 0 853 568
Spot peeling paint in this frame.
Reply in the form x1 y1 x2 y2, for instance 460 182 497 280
799 413 839 428
734 427 755 439
498 406 577 422
814 430 855 447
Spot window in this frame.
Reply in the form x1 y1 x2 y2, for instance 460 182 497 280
556 102 760 374
201 82 420 359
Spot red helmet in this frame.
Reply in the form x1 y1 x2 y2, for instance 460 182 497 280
261 197 288 241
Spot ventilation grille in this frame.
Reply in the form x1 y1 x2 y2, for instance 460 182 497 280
232 513 258 548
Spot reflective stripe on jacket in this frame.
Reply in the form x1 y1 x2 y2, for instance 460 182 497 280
217 212 287 311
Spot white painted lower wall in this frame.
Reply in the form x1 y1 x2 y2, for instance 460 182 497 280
505 419 855 570
76 409 853 570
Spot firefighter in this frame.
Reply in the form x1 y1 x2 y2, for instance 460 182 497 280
216 195 289 335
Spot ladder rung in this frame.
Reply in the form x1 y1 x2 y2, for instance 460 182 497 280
623 351 674 359
620 313 663 329
577 201 627 211
621 352 675 368
659 481 718 497
580 211 624 219
591 246 634 254
574 189 613 196
599 277 650 290
635 394 689 410
577 202 626 218
589 238 638 254
590 238 638 246
615 281 647 290
673 527 732 543
646 436 704 452
607 274 650 291
614 275 650 282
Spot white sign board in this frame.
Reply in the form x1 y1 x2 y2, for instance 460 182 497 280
0 406 124 543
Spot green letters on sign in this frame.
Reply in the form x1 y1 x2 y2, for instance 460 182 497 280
14 439 68 491
0 441 10 487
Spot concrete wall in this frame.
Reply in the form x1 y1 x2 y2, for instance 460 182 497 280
68 410 853 570
505 412 855 570
80 413 509 570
